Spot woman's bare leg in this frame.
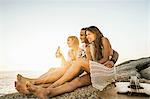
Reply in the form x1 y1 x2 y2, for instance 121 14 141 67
15 66 69 95
34 67 56 81
33 67 67 84
50 59 90 88
15 80 52 95
27 74 91 98
17 68 56 82
18 66 69 85
26 82 49 99
49 74 91 97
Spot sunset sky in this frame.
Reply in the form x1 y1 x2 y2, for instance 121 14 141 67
0 0 149 71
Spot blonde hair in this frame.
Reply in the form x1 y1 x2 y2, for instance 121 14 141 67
68 36 79 46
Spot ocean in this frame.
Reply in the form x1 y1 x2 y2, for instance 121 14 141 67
0 71 44 96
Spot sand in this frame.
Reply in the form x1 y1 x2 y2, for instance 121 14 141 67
0 84 149 99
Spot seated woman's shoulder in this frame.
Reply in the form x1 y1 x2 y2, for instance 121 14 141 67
101 37 110 43
102 37 108 40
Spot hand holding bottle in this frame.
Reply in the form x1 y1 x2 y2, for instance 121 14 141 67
55 46 63 58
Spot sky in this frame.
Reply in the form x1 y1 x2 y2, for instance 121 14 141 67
0 0 149 71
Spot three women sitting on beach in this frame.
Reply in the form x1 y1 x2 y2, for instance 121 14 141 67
15 26 119 99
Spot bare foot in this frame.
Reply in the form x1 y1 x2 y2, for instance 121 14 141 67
40 83 52 88
17 74 28 82
17 74 22 81
15 81 31 95
16 74 33 95
26 82 49 99
17 74 33 83
34 80 44 85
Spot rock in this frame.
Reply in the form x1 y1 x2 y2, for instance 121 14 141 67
116 57 150 82
140 66 150 80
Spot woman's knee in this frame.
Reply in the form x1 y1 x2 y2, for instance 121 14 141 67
71 77 82 87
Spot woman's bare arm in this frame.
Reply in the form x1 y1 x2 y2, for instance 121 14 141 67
85 46 92 61
99 37 112 64
103 50 119 68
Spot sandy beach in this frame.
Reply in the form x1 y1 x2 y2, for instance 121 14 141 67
0 84 149 99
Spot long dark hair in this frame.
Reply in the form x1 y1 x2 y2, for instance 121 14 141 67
86 26 104 61
80 27 89 45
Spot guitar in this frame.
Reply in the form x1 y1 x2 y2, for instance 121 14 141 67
116 76 150 96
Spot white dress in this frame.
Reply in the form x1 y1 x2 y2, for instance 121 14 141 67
89 43 115 91
90 61 116 91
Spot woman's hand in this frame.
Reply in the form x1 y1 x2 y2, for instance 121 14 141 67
56 46 63 58
103 61 114 68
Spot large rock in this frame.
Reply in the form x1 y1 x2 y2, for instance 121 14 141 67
116 57 150 82
140 66 150 80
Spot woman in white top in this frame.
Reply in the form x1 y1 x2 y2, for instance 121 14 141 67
15 36 84 94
